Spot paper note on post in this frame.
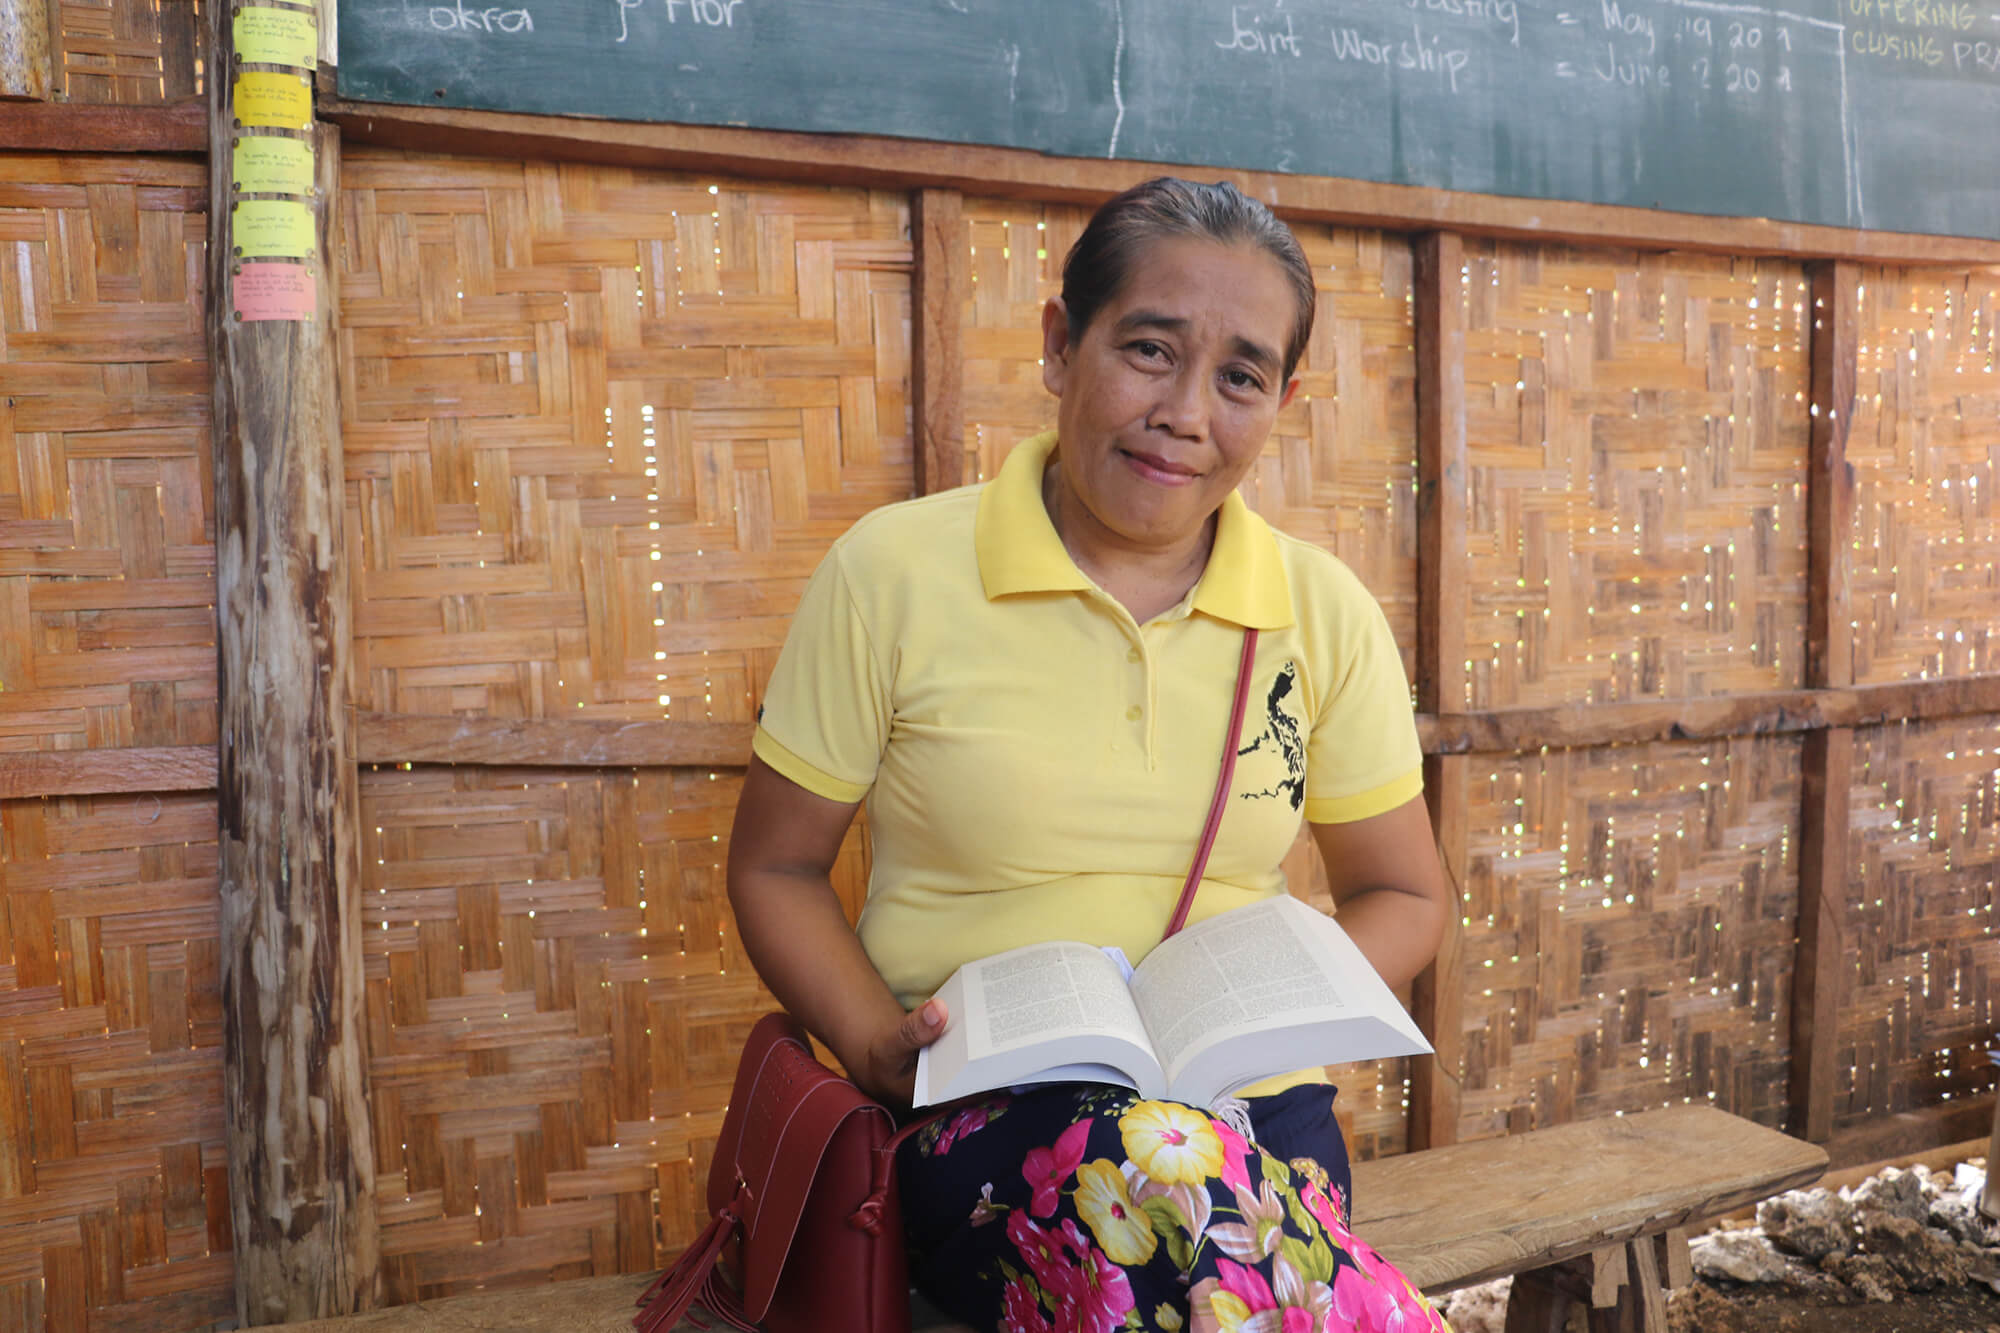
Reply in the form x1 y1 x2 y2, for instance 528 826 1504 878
233 262 316 322
234 6 318 68
233 136 314 196
233 199 315 259
235 71 312 129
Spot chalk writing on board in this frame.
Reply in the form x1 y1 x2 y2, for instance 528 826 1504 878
429 0 533 32
615 0 742 43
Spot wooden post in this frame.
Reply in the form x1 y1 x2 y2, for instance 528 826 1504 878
1789 260 1859 1144
1409 231 1468 1151
911 187 965 496
208 0 379 1319
0 0 54 99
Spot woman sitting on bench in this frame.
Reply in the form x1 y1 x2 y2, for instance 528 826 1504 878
728 177 1454 1333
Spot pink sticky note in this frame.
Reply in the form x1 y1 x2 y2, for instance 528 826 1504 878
233 261 315 321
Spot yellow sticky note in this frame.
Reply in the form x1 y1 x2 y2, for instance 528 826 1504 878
233 199 315 259
235 70 311 130
233 135 314 195
234 5 318 69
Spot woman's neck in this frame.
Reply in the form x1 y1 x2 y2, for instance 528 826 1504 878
1042 461 1216 624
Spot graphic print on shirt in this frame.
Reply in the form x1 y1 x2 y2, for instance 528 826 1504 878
1235 661 1305 811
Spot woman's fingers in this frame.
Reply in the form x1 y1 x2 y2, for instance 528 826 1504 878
865 999 949 1104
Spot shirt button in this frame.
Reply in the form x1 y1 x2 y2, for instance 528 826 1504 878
1127 647 1142 663
1125 704 1143 722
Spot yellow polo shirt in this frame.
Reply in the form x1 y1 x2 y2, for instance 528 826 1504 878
753 431 1423 1064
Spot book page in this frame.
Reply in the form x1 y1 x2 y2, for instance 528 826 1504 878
962 941 1152 1057
1130 896 1346 1071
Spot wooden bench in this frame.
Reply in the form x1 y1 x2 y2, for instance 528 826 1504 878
283 1104 1824 1333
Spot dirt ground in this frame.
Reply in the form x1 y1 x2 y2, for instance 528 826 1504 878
1668 1281 2000 1333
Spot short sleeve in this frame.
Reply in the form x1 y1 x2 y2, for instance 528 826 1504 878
751 547 891 804
1302 590 1423 824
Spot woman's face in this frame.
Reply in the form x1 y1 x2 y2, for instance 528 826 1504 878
1040 236 1300 553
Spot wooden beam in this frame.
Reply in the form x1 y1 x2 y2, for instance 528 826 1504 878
1786 259 1862 1148
1790 727 1851 1144
911 188 965 496
1414 674 2000 755
209 10 378 1313
0 101 207 151
1409 753 1467 1151
0 0 53 99
347 677 2000 772
1806 262 1859 692
318 98 2000 267
0 747 216 798
1415 231 1467 716
355 712 752 768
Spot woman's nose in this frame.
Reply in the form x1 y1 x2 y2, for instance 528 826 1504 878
1148 368 1209 439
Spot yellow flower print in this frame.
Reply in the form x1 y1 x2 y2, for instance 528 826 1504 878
1117 1101 1224 1186
1073 1159 1156 1265
1153 1303 1184 1331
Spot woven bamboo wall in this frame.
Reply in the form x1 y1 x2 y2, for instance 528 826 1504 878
55 0 201 103
1846 268 2000 684
0 155 214 753
1456 738 1803 1140
339 153 912 725
0 792 234 1331
338 151 908 1291
1836 718 2000 1128
0 154 229 1329
1461 241 1811 710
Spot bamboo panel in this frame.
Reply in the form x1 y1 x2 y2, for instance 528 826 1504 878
56 0 201 103
959 198 1421 671
356 764 869 1297
1836 717 2000 1128
0 791 234 1331
0 155 215 757
1846 268 2000 683
338 152 914 724
1461 242 1810 710
1455 737 1801 1141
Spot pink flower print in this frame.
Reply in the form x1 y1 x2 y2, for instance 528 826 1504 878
1057 1219 1137 1333
1329 1240 1445 1333
1215 1258 1279 1318
1213 1118 1255 1197
1301 1180 1346 1237
1000 1275 1052 1333
1022 1117 1092 1218
934 1104 990 1155
1006 1210 1078 1306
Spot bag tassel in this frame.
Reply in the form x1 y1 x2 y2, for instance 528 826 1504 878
634 1205 738 1333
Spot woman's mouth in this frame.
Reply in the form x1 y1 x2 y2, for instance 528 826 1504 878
1119 448 1201 487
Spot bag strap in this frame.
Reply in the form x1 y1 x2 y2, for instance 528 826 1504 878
1162 627 1259 940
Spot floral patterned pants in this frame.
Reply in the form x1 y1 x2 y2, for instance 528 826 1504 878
896 1083 1451 1333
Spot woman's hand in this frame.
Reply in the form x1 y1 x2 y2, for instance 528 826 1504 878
856 997 949 1106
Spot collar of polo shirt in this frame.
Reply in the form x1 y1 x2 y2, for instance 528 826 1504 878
973 430 1295 630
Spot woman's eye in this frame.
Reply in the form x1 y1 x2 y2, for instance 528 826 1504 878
1129 340 1168 361
1223 369 1264 393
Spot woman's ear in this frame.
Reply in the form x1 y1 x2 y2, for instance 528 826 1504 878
1040 297 1072 397
1278 375 1301 411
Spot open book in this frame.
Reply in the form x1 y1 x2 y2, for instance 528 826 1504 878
913 894 1432 1108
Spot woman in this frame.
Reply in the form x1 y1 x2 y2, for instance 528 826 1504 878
728 178 1453 1333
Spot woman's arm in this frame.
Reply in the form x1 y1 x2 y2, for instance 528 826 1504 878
726 754 943 1105
1308 794 1453 989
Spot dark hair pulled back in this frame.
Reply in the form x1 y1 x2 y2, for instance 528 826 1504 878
1060 177 1316 380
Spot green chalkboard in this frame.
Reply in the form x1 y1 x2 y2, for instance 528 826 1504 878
336 0 2000 241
